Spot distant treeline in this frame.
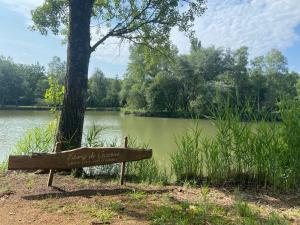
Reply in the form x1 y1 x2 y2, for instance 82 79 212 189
1 39 299 117
121 40 300 117
0 56 121 108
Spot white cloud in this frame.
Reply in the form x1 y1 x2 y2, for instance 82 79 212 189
0 0 130 66
0 0 43 19
171 0 300 57
1 0 300 67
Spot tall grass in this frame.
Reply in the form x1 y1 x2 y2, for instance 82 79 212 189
171 99 300 190
170 121 202 182
0 120 56 173
126 137 169 184
12 120 57 155
82 125 168 184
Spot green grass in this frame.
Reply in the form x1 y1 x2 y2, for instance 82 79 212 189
149 193 290 225
171 99 300 191
12 119 56 155
0 161 7 173
129 190 146 201
149 201 232 225
233 190 290 225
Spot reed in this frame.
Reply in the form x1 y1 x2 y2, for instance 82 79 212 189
12 119 56 155
171 99 300 190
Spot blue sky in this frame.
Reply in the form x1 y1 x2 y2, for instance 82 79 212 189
0 0 299 77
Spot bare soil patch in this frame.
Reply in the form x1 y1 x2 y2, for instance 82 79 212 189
0 172 299 225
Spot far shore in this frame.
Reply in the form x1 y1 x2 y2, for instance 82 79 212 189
0 105 120 112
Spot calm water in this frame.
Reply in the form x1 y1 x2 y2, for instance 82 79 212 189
0 110 216 166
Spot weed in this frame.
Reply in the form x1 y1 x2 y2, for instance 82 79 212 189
105 201 124 212
129 190 146 201
266 212 290 225
0 161 7 174
82 204 114 223
149 202 232 225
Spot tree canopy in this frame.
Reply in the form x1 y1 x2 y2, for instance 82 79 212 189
31 0 207 52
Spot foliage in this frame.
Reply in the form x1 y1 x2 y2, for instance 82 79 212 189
12 120 56 155
47 56 66 85
31 0 207 53
87 70 121 108
171 99 300 190
0 56 48 106
44 76 65 108
121 44 299 117
0 43 298 116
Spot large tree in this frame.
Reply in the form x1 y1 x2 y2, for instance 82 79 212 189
31 0 207 150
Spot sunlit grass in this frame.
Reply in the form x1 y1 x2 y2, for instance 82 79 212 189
171 99 300 191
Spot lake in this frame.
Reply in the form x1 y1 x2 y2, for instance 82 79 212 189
0 110 216 166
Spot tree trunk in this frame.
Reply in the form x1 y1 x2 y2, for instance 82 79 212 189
55 0 93 151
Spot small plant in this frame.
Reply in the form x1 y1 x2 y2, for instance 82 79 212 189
266 212 290 225
26 175 35 190
83 123 106 147
0 161 7 174
200 185 210 203
105 201 124 212
234 189 258 224
130 190 146 200
83 204 114 223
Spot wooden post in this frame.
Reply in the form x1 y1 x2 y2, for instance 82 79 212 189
47 169 55 187
47 142 61 187
120 136 128 185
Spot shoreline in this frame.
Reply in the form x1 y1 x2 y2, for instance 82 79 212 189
0 106 120 112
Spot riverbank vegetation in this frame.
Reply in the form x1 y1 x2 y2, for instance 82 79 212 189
1 94 300 224
1 41 299 119
2 98 300 192
171 99 300 191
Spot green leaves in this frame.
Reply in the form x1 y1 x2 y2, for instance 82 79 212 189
31 0 68 35
31 0 207 52
44 76 65 108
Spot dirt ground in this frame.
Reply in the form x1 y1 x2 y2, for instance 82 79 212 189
0 171 300 225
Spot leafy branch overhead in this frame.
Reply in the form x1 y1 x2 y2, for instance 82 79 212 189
31 0 207 52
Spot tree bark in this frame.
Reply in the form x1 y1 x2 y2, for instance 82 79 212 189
55 0 93 151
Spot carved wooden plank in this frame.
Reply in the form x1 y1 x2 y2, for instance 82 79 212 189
8 147 152 170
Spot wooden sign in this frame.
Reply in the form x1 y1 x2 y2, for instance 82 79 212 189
8 147 152 170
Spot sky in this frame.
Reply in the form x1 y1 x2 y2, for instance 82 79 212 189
0 0 299 77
